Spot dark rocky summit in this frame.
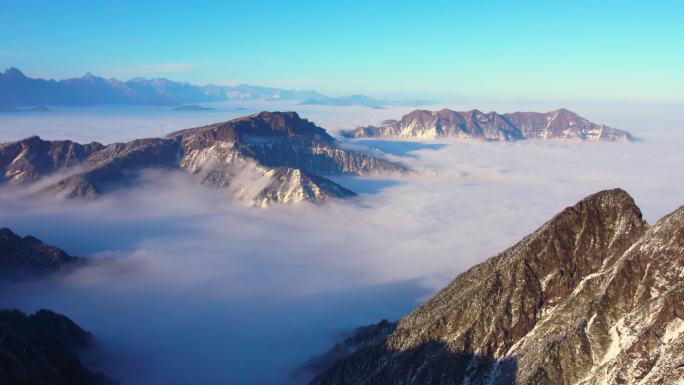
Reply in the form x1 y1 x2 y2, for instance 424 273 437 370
0 309 109 385
310 189 683 384
0 227 78 279
0 111 406 205
342 108 634 141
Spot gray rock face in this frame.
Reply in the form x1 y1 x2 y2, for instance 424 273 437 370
0 227 79 279
0 112 406 205
342 108 634 141
310 189 683 385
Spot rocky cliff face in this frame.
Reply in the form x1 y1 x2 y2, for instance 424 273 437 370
0 112 406 205
342 108 634 142
0 227 79 279
310 189 683 385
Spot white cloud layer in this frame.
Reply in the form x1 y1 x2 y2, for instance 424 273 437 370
0 102 682 384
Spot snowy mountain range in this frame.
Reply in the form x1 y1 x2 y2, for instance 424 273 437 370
342 108 634 141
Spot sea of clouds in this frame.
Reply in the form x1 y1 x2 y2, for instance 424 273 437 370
0 101 682 384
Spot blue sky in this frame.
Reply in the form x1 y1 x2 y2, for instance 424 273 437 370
1 0 683 101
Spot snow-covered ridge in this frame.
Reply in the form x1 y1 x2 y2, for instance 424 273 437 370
342 108 634 142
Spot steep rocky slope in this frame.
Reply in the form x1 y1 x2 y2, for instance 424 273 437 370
310 189 683 385
0 112 406 205
0 227 79 279
342 108 634 141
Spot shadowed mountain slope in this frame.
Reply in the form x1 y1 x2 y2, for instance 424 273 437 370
0 227 79 279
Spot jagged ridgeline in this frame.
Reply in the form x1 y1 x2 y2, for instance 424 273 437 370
310 189 684 385
341 108 634 141
0 112 407 206
0 227 80 279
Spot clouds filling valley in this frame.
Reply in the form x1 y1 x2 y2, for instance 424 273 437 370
0 103 683 384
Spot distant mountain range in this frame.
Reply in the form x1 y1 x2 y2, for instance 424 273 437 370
0 111 406 206
0 67 425 108
172 104 214 111
342 108 634 141
310 188 684 385
299 94 432 109
0 67 325 107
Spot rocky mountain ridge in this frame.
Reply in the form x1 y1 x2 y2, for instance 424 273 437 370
0 111 406 205
342 108 634 141
310 189 683 384
0 227 79 279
